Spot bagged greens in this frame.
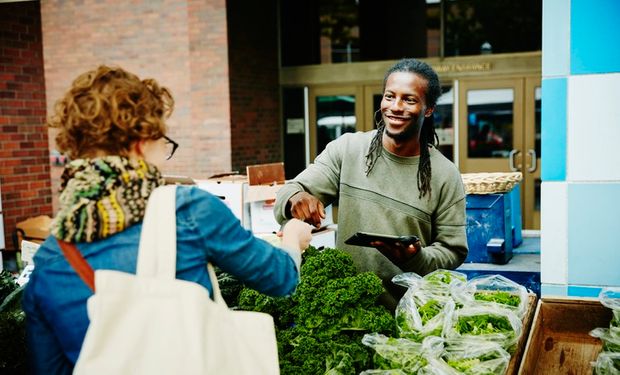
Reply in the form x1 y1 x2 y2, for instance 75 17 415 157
442 338 510 375
361 334 443 374
392 271 466 341
452 274 529 318
600 288 620 338
591 328 620 353
445 305 522 352
593 352 620 375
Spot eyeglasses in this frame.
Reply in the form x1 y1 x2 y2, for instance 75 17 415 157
163 135 179 160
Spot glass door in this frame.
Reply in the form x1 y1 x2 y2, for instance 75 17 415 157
309 86 364 160
524 78 541 229
458 79 524 173
458 78 541 230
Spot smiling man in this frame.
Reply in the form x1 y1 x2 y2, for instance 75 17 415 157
274 59 468 309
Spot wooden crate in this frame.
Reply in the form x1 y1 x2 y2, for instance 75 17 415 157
518 297 613 375
505 293 538 375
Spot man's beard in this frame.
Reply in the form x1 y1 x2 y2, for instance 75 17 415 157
383 117 422 143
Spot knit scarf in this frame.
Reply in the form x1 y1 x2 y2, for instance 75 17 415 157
51 156 164 243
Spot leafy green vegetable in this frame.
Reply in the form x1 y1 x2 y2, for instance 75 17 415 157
238 247 395 375
447 358 482 372
455 314 513 336
0 285 26 374
474 291 521 307
418 299 442 325
214 266 244 308
593 352 620 375
0 270 18 303
425 270 466 285
362 335 429 374
611 309 620 329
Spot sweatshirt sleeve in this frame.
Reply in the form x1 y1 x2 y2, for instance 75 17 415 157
274 136 344 224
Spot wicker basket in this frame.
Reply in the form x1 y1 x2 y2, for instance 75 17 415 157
461 172 522 194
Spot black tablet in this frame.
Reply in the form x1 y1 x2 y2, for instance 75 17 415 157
344 231 419 247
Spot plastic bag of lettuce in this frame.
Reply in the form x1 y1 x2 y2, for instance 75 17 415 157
391 270 466 342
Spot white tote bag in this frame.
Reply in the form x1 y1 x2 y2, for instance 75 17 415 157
70 185 280 374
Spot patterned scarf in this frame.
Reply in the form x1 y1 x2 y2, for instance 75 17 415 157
51 156 164 243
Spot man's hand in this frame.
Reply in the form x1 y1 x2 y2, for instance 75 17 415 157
288 192 325 228
371 240 422 264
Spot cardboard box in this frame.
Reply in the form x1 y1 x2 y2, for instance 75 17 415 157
518 297 613 375
197 172 333 235
196 177 250 228
245 183 333 235
15 215 52 249
309 227 336 249
255 227 336 250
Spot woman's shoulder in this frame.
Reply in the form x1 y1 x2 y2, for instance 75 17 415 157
174 185 234 220
175 185 221 205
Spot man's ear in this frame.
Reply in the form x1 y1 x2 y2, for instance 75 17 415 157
424 106 435 118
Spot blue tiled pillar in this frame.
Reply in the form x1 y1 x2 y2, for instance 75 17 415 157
541 0 620 297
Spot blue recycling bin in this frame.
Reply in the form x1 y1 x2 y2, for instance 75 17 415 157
465 184 522 265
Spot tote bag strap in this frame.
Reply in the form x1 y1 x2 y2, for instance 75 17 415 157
206 263 228 307
136 185 178 279
57 240 95 292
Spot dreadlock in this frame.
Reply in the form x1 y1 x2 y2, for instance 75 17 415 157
365 58 441 199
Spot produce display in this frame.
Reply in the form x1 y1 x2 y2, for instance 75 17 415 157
1 245 532 375
237 247 529 374
592 288 620 374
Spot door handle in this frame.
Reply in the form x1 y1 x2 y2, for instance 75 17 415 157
527 149 537 173
509 149 521 172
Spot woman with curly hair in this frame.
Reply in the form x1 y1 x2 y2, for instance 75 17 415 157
23 66 312 374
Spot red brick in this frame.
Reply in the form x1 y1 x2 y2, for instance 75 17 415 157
0 1 52 250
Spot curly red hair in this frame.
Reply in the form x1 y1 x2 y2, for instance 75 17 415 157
49 65 174 159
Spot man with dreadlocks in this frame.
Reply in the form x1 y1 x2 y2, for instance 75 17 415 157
275 58 468 308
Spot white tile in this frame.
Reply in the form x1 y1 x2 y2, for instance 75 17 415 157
540 182 567 284
567 73 620 181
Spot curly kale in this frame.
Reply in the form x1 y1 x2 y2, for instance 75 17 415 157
0 285 27 374
237 288 295 329
0 270 18 302
213 266 245 308
238 247 396 375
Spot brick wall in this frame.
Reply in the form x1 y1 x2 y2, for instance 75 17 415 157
227 0 282 172
0 1 53 251
40 0 232 211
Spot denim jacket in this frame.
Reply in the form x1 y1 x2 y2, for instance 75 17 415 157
23 186 300 374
